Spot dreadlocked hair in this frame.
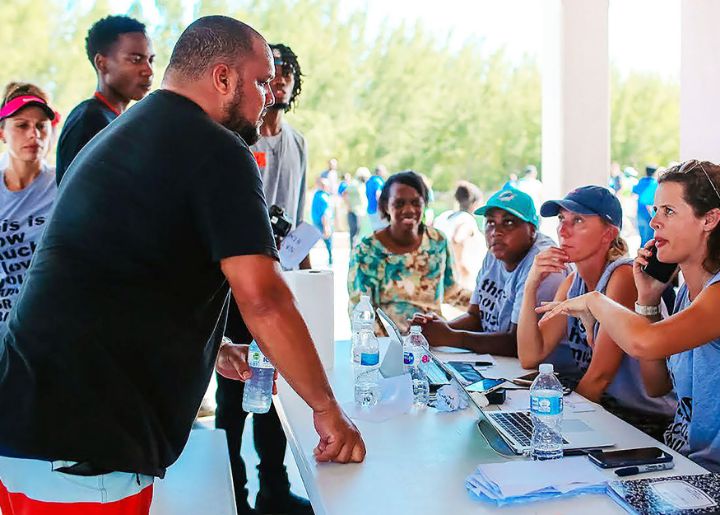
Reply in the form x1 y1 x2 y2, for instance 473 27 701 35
270 43 303 111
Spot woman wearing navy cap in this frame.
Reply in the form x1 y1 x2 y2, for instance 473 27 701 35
0 82 58 333
538 161 720 471
517 185 676 440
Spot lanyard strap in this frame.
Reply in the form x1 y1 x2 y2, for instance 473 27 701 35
93 91 121 117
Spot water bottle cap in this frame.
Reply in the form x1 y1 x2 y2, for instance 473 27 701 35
539 363 554 375
410 325 421 334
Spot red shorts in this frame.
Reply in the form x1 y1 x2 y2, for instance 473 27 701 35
0 457 154 515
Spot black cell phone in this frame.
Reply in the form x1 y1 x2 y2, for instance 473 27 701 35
510 371 572 395
511 371 540 386
448 361 484 384
587 447 673 469
642 245 678 283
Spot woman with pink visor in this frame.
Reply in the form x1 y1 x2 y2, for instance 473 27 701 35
0 83 58 333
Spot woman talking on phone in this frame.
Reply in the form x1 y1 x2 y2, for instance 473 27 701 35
538 160 720 471
517 186 675 440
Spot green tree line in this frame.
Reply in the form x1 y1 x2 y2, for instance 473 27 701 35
0 0 679 191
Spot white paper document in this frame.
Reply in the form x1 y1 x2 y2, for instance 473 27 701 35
466 456 608 506
279 222 322 269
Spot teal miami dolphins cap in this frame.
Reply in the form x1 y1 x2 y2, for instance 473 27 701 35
474 186 539 227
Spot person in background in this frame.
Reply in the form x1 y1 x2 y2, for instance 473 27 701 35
348 170 470 333
0 83 61 168
433 180 485 289
340 167 369 248
0 16 364 514
633 165 659 246
517 186 675 441
502 172 518 190
0 83 58 332
609 162 623 195
319 157 339 195
538 160 720 471
516 164 544 211
412 187 569 362
56 15 154 185
366 164 387 231
420 173 436 225
217 42 313 515
312 177 333 265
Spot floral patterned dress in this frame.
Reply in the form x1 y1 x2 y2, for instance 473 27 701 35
347 226 471 334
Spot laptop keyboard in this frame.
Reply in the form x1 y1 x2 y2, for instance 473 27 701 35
488 411 569 447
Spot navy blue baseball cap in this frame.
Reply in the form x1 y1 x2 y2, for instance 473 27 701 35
540 185 623 229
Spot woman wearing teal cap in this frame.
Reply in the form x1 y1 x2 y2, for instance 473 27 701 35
412 186 571 360
517 185 675 440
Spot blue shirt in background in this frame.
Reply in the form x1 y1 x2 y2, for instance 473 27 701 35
311 190 331 227
633 176 658 222
365 175 384 215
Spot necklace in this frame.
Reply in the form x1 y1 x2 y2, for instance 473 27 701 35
94 91 121 117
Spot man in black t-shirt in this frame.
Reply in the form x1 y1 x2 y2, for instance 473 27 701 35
0 16 364 513
56 15 155 185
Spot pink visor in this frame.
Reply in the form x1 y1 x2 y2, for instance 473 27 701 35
0 95 56 122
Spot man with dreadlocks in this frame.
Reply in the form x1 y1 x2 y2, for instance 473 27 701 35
215 43 314 515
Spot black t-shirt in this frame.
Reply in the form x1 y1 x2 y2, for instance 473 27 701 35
56 96 117 185
0 90 277 477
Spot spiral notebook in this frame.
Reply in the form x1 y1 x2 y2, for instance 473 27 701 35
608 473 720 514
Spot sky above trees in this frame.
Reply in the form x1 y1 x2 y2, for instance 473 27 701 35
2 0 680 191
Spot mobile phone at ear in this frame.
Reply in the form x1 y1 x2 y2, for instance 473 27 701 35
642 245 678 283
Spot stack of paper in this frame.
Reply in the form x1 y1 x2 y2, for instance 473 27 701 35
466 457 608 506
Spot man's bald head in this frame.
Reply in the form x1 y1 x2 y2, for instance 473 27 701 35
166 15 265 82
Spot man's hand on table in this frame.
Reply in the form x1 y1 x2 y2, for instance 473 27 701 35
313 404 366 463
215 340 279 394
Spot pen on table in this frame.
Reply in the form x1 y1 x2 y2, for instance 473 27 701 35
473 361 493 367
562 448 605 457
614 461 675 477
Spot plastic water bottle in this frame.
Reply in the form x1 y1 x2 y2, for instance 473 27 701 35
530 363 564 460
404 326 430 407
351 295 375 364
242 341 275 414
353 328 381 407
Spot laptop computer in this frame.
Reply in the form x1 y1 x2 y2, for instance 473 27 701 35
374 308 613 454
428 346 614 454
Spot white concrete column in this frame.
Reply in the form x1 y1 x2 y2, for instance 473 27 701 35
541 0 610 201
680 0 720 163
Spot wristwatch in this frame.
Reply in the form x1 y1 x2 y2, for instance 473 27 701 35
634 302 660 316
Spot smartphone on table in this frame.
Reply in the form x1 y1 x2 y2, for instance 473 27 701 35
447 361 485 384
465 377 506 395
587 447 673 469
510 371 572 395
